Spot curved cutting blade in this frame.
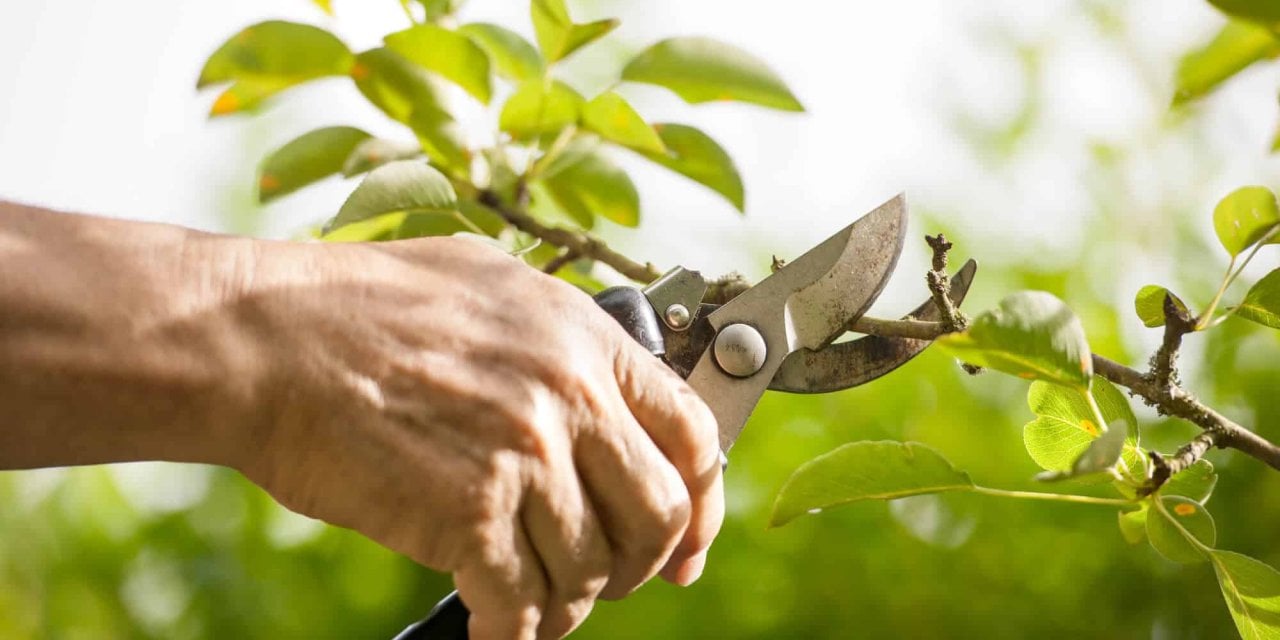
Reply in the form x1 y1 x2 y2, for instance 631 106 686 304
684 194 909 451
769 258 978 393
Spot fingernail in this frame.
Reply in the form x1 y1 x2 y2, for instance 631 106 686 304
675 552 707 586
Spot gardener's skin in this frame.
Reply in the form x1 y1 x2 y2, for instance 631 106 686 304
0 201 725 640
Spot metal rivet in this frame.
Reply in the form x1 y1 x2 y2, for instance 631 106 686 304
713 323 767 378
664 303 692 330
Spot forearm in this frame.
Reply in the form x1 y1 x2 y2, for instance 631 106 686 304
0 201 262 469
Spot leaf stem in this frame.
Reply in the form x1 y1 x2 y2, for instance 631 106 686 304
1197 224 1277 330
1197 257 1237 331
971 486 1136 507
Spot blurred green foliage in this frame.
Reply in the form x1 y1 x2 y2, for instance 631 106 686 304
3 0 1280 638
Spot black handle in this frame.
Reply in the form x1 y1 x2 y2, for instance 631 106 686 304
394 286 664 639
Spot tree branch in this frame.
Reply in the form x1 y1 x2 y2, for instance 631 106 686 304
1149 293 1195 390
477 190 661 283
925 234 969 333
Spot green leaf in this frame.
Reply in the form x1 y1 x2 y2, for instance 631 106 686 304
349 48 469 174
341 138 422 177
1134 285 1189 328
198 21 353 115
499 79 585 140
311 0 334 15
256 127 371 203
1161 460 1219 504
1174 20 1280 105
1036 419 1128 482
457 200 508 237
1209 0 1280 25
581 92 665 155
385 24 493 104
394 212 478 239
320 212 407 242
937 291 1093 390
531 0 619 63
416 0 465 21
329 160 457 232
769 441 974 528
458 23 545 82
351 47 447 124
1148 496 1216 564
542 151 640 228
621 37 804 112
1023 376 1137 474
1214 186 1280 257
1118 505 1148 545
640 123 744 212
1238 269 1280 329
1210 550 1280 640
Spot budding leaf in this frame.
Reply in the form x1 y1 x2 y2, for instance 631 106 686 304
769 441 974 528
1213 186 1280 257
1134 285 1189 328
258 127 371 203
581 92 666 155
1036 419 1128 482
530 0 618 63
458 23 545 82
542 151 640 228
329 160 457 232
621 37 804 112
1023 377 1139 477
499 79 585 140
1238 269 1280 329
385 24 493 104
937 291 1093 390
1160 460 1219 504
1210 550 1280 640
1148 496 1216 564
198 21 353 116
1173 20 1280 106
641 123 745 212
1118 504 1148 545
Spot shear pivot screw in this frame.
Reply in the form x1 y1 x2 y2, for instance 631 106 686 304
664 303 692 330
714 323 767 378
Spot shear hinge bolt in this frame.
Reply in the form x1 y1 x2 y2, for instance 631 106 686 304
714 323 767 378
664 303 692 330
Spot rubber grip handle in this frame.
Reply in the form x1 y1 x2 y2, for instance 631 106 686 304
393 287 662 639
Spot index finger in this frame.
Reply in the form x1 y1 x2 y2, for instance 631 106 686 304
613 344 725 586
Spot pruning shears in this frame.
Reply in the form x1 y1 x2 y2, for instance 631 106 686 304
396 194 978 639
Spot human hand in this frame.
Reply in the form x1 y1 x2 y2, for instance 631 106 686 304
230 236 724 639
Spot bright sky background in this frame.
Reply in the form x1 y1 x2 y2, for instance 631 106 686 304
0 0 1277 295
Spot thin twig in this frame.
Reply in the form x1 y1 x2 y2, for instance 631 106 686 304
477 190 661 283
1142 431 1218 496
542 249 580 275
925 234 969 333
1149 293 1195 389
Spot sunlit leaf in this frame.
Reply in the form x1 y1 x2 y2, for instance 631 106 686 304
1238 269 1280 329
458 23 545 82
499 79 584 140
416 0 465 21
341 138 422 177
1161 460 1219 504
621 37 804 111
1118 505 1148 544
531 0 619 63
1174 20 1280 105
1036 419 1128 482
1134 285 1189 328
1213 186 1280 257
769 441 974 528
311 0 334 15
394 212 478 239
329 160 457 232
351 47 446 124
581 92 665 155
256 127 370 203
1023 376 1137 475
385 24 493 104
409 106 471 176
1210 550 1280 640
198 21 353 115
320 212 407 242
457 200 508 237
641 123 744 212
542 151 640 228
1148 496 1216 564
937 291 1093 390
1209 0 1280 25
